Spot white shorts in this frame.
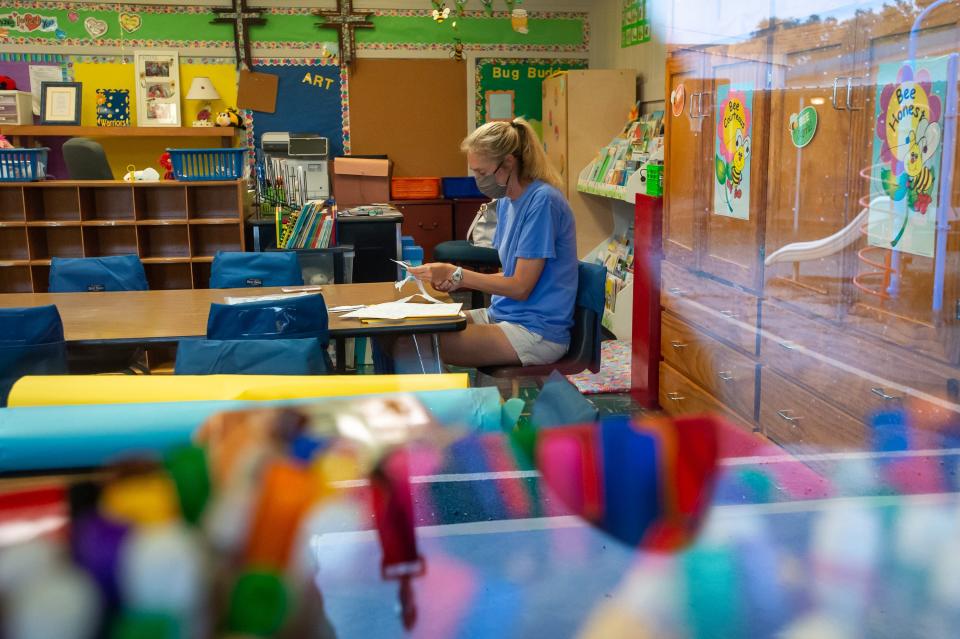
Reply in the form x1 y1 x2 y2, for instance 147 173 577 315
468 308 568 367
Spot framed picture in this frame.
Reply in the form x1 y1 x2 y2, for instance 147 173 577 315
39 82 82 125
134 50 181 127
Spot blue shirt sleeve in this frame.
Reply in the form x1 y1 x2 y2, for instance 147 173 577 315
514 191 558 260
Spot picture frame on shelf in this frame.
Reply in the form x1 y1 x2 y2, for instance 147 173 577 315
134 50 181 127
39 81 82 125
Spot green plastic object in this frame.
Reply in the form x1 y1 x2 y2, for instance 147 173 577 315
110 611 179 639
165 445 211 525
645 164 663 197
228 570 289 636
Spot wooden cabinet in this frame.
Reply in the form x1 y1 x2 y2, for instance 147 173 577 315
0 180 244 292
391 199 453 262
542 70 636 257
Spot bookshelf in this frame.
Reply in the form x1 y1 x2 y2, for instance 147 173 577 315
0 180 245 292
3 126 237 148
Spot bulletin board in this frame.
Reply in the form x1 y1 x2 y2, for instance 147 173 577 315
249 60 346 158
348 59 466 177
475 58 587 139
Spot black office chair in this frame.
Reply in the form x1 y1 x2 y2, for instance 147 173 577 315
63 138 114 180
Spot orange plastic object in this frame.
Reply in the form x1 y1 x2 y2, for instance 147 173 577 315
245 461 317 569
391 177 442 200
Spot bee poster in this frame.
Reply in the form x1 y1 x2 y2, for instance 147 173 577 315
868 57 949 258
713 83 753 220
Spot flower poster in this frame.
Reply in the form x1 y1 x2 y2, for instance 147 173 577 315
868 57 949 258
713 83 753 220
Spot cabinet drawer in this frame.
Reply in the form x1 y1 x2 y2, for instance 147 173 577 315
661 311 757 421
393 201 453 262
760 368 868 451
761 301 958 417
659 362 754 433
661 261 759 355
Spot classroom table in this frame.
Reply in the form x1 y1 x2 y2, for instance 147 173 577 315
0 282 466 372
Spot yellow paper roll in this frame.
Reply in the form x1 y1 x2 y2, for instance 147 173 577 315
8 374 469 408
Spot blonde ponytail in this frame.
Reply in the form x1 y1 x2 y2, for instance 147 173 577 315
461 117 563 190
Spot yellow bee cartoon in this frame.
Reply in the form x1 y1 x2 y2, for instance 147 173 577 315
432 7 451 23
900 115 940 202
727 128 750 197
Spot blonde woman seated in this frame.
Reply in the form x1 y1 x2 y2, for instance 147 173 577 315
407 117 578 369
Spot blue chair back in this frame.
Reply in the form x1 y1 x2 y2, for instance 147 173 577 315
49 255 148 293
0 305 68 406
206 293 329 345
575 261 606 374
175 337 326 375
209 251 304 289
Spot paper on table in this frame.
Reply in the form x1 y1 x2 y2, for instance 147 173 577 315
223 292 319 305
341 301 463 320
329 304 366 313
392 262 445 304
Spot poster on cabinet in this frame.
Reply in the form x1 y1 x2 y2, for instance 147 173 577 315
713 83 753 220
867 56 950 259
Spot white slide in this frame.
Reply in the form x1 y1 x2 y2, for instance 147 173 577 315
764 197 890 266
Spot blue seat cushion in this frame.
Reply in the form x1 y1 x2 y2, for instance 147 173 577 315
49 255 148 293
175 337 326 375
209 251 304 289
433 241 501 265
206 293 329 344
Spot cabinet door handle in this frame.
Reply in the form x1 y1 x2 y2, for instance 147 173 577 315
688 92 700 117
831 77 847 111
871 387 901 401
670 340 688 351
777 409 800 425
698 91 712 118
718 371 734 382
666 392 685 402
778 341 796 351
845 77 862 111
667 287 686 296
417 221 440 230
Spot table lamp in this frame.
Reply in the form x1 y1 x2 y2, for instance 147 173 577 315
186 76 220 127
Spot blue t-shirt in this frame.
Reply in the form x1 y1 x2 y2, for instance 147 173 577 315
489 180 578 346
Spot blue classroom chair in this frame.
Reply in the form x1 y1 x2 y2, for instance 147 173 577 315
174 337 326 375
48 255 148 293
209 251 304 289
0 305 68 407
205 293 332 372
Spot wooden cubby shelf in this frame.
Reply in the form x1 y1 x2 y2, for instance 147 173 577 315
0 180 244 292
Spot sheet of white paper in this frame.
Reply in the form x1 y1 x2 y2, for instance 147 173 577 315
394 274 443 304
281 286 323 293
29 66 64 116
341 302 463 320
223 292 318 305
329 305 366 313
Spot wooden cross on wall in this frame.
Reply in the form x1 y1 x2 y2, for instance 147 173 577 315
314 0 374 69
212 0 266 70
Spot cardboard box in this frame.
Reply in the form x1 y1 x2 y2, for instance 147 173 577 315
333 157 392 208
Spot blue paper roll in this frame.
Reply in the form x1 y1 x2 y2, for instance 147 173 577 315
0 388 503 472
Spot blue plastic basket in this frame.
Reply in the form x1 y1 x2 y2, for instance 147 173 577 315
0 148 48 182
442 176 485 199
167 148 246 182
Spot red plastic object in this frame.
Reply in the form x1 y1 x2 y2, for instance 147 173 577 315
631 194 663 408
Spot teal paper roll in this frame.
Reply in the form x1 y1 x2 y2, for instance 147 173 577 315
0 388 503 472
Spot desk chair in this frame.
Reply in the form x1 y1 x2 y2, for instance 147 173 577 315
209 251 303 289
63 138 114 180
433 241 500 309
478 262 606 396
206 293 332 372
0 305 68 407
174 337 325 375
48 255 149 373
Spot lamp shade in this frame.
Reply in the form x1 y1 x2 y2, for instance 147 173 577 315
186 77 220 101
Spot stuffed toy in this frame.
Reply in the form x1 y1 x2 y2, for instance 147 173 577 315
158 152 174 180
0 75 16 90
215 107 244 129
0 134 13 150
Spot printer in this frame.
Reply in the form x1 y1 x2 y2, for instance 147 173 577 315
261 132 330 201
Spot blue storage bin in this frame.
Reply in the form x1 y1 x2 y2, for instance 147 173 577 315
0 148 48 182
167 148 246 182
442 176 484 199
401 236 416 247
402 245 424 266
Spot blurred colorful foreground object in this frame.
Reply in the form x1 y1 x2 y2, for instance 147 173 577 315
0 397 722 638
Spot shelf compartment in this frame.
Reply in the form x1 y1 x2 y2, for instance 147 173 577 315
0 265 33 293
23 186 81 222
82 226 139 257
30 265 50 292
191 261 212 289
145 262 193 290
188 184 242 220
80 186 135 222
0 187 24 222
27 226 84 260
190 223 242 258
138 224 190 259
135 185 188 221
0 227 29 260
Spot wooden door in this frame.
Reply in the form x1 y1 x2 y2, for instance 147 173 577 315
663 50 705 270
763 19 860 320
699 37 772 292
845 3 960 364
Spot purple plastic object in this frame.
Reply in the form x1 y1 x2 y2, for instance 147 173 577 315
72 514 129 604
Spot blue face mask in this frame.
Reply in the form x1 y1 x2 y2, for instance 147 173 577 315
475 160 508 199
